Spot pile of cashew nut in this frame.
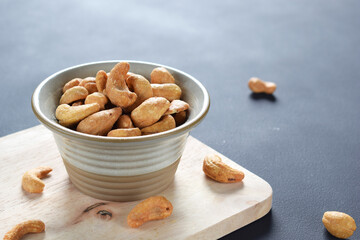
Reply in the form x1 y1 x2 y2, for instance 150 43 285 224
55 62 190 137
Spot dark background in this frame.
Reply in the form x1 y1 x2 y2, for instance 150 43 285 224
1 0 359 239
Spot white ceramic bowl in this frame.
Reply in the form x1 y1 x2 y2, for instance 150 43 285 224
32 60 210 201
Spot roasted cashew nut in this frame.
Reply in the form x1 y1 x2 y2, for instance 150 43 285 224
203 154 244 183
107 128 141 137
127 196 173 228
131 97 170 128
124 73 153 112
116 114 134 128
4 220 45 240
85 92 108 110
79 77 97 94
248 77 276 94
59 86 88 105
79 77 96 84
151 83 182 102
55 103 100 127
150 67 175 84
63 77 97 94
22 167 53 193
77 107 122 136
105 62 137 108
322 211 357 239
72 100 83 106
63 78 82 93
164 100 189 115
82 82 98 94
95 70 108 93
141 115 176 135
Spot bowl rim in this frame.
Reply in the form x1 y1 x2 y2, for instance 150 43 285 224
31 60 210 143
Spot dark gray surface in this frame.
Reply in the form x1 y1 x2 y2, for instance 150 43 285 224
1 0 359 239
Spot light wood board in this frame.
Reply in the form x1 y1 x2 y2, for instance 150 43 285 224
0 125 272 240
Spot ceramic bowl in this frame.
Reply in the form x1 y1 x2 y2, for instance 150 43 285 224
32 60 210 201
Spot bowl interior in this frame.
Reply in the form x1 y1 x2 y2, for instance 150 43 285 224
33 60 209 141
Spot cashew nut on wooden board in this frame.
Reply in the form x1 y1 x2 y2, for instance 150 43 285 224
54 62 190 137
22 167 52 193
3 220 45 240
203 154 245 183
127 196 173 228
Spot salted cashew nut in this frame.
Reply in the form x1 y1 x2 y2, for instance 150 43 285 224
95 70 108 93
55 103 100 127
72 100 83 106
82 82 98 94
150 67 175 84
79 77 95 85
59 86 88 105
165 100 189 115
63 78 82 93
174 111 187 126
203 154 245 183
124 74 153 112
3 220 45 240
248 77 276 94
22 167 52 193
78 77 97 94
151 83 181 102
131 97 170 128
107 128 141 137
81 76 96 83
77 107 122 136
322 211 357 239
127 196 173 228
116 114 134 128
63 77 96 94
126 72 135 79
141 115 175 135
105 62 137 108
85 92 108 110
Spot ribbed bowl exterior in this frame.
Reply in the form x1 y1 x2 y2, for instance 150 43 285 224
63 156 181 202
53 133 188 176
53 132 188 201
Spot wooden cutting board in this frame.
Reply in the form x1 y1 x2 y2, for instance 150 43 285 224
0 125 272 240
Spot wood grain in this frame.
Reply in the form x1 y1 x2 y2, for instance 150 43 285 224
0 125 272 240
